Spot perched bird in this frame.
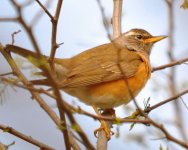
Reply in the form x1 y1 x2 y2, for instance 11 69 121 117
7 28 167 139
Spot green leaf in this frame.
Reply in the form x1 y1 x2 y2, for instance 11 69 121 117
114 117 122 125
127 110 139 119
129 122 136 131
115 126 120 138
58 121 67 131
72 123 82 133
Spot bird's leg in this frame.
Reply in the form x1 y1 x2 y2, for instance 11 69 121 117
93 106 115 140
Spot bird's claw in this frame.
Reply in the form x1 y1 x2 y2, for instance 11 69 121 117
94 121 114 140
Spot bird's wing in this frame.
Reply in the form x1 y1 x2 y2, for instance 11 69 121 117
60 43 143 88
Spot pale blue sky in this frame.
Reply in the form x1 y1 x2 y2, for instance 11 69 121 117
0 0 188 150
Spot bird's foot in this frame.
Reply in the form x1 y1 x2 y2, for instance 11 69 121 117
94 120 114 140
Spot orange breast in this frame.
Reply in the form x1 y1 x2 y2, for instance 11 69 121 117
86 62 151 108
64 58 151 108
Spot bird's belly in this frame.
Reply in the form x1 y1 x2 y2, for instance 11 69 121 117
64 63 150 109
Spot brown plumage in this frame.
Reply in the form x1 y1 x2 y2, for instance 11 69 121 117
7 28 166 108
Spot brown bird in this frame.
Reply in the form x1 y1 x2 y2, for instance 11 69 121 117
7 28 167 139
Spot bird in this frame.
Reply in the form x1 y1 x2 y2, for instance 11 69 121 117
6 28 167 139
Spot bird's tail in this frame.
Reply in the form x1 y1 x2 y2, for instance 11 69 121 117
5 44 69 86
5 45 48 68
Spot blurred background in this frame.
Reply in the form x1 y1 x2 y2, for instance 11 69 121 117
0 0 188 149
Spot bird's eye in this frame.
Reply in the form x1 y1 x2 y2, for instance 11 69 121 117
136 35 142 39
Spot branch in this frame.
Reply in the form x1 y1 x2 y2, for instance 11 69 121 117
0 72 13 77
35 0 53 20
145 89 188 113
152 57 188 72
1 77 55 99
31 0 53 27
3 1 83 149
0 44 73 149
148 119 188 149
0 124 55 150
112 0 122 38
165 0 188 141
0 43 59 126
66 109 95 150
10 0 41 53
0 18 18 22
65 102 150 124
2 76 92 149
96 0 123 148
49 0 63 66
96 0 111 40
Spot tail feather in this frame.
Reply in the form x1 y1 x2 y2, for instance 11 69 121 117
6 45 50 70
6 44 70 82
6 44 42 59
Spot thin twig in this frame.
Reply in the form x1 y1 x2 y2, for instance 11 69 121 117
31 0 53 27
5 2 70 146
112 0 122 38
0 44 73 149
11 30 21 45
165 0 188 141
2 1 80 149
1 77 55 99
96 1 123 148
49 0 63 67
0 18 18 22
0 124 55 150
0 72 14 77
10 0 41 53
2 74 94 150
35 0 53 20
152 57 188 72
0 43 60 129
66 109 96 150
145 89 188 113
96 0 111 40
2 76 151 124
33 4 70 146
148 119 188 149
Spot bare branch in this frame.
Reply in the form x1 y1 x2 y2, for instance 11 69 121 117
66 109 95 150
31 0 53 26
10 0 41 53
0 43 59 127
11 30 21 45
49 0 64 67
0 124 55 150
0 44 72 149
165 0 188 141
0 18 18 22
148 119 188 149
96 0 123 148
112 0 122 38
35 0 53 20
0 72 14 77
96 0 112 40
145 89 188 112
152 57 188 72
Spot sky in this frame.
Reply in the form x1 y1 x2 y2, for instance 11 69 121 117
0 0 188 150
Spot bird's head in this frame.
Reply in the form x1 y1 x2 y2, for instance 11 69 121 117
115 28 167 55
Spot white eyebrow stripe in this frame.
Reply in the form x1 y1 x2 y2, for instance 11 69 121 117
124 31 136 36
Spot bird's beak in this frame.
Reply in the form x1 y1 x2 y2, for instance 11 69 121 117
144 36 167 43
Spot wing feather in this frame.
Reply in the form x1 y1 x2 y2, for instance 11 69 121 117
60 43 143 88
